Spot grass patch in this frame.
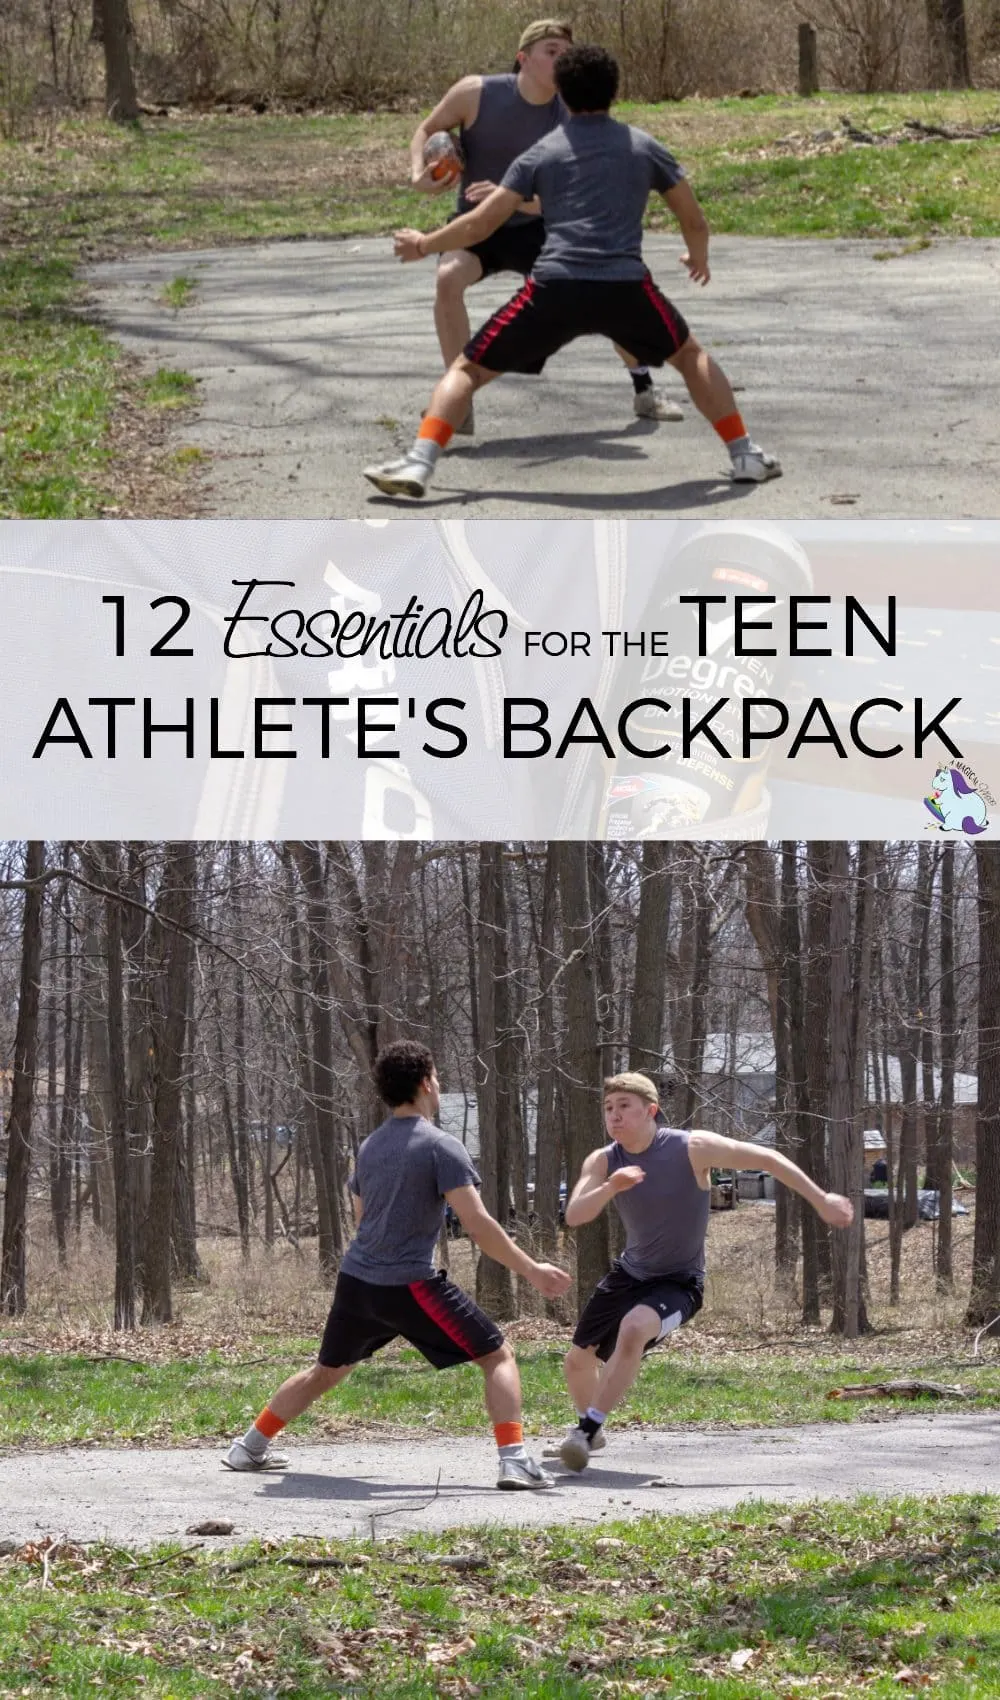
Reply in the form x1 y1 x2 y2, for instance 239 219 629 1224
2 1343 997 1449
2 1496 997 1696
142 366 197 408
159 273 197 309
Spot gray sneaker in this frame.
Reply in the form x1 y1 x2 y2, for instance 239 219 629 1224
558 1424 605 1473
496 1453 555 1491
222 1438 290 1472
544 1427 605 1460
729 445 782 483
363 455 431 499
633 386 684 422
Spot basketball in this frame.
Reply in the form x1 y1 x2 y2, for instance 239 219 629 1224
423 130 464 185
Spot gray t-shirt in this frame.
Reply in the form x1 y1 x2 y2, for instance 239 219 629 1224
501 114 685 282
606 1126 709 1281
341 1114 480 1285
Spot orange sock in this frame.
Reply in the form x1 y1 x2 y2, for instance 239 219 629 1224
494 1421 523 1450
418 415 454 449
713 411 747 445
255 1406 286 1440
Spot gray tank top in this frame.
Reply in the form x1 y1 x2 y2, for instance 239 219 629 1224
459 73 566 226
606 1126 709 1282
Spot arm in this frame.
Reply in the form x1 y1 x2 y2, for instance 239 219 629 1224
687 1131 854 1227
394 185 523 262
351 1190 363 1228
662 179 711 285
445 1185 570 1297
564 1148 646 1228
409 77 479 192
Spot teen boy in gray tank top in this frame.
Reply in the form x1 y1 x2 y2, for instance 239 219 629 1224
458 74 565 226
556 1071 854 1474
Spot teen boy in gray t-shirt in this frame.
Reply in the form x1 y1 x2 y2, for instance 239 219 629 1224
224 1040 570 1491
366 43 782 499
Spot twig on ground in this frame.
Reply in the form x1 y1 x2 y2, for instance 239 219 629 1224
827 1380 978 1401
369 1468 443 1543
972 1315 1000 1359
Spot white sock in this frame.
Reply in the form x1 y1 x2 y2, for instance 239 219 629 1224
240 1424 268 1457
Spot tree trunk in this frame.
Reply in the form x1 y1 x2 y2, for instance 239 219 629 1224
93 0 139 120
141 844 197 1322
629 841 672 1079
828 844 867 1337
556 841 609 1311
532 848 562 1261
936 845 956 1290
804 843 833 1304
475 844 515 1318
967 844 1000 1329
1 843 46 1316
102 852 137 1331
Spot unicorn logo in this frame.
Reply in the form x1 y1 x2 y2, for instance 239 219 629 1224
925 766 990 835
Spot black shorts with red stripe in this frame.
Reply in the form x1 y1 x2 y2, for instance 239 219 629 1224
317 1269 504 1370
463 271 690 375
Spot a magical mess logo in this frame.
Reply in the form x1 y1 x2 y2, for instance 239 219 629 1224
924 763 994 836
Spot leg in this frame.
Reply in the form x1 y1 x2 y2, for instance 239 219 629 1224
476 1342 552 1492
478 1340 522 1424
223 1359 355 1471
613 342 684 423
564 1342 602 1416
559 1305 659 1473
590 1304 660 1415
266 1360 354 1424
669 335 781 481
426 355 499 432
435 250 483 369
363 357 501 499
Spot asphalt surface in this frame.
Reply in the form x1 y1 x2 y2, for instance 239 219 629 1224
3 1414 997 1546
86 235 1000 520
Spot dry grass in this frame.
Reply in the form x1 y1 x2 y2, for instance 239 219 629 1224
1 1195 988 1374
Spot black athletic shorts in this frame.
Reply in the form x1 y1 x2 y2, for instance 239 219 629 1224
464 273 691 375
573 1262 703 1363
318 1269 504 1371
462 217 546 280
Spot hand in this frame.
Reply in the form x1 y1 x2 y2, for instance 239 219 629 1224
411 165 452 195
819 1192 853 1228
680 250 710 286
529 1261 572 1298
608 1165 645 1194
393 229 426 263
464 179 497 203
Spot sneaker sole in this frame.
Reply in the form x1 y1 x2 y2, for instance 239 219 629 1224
730 462 783 484
221 1456 290 1472
634 405 684 422
496 1476 555 1491
558 1441 591 1473
364 472 427 499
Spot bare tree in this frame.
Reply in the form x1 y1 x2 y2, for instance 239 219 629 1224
967 844 1000 1330
0 843 46 1316
556 841 609 1310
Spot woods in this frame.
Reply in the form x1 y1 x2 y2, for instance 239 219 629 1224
0 839 997 1338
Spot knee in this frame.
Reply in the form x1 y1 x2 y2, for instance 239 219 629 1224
565 1344 592 1375
436 261 470 306
615 1320 652 1357
480 1341 514 1371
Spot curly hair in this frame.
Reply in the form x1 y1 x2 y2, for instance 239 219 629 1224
554 44 620 113
373 1040 436 1107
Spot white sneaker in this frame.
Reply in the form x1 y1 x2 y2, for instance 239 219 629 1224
729 446 782 483
221 1438 290 1472
558 1424 605 1473
363 455 431 499
496 1453 555 1491
633 386 684 422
